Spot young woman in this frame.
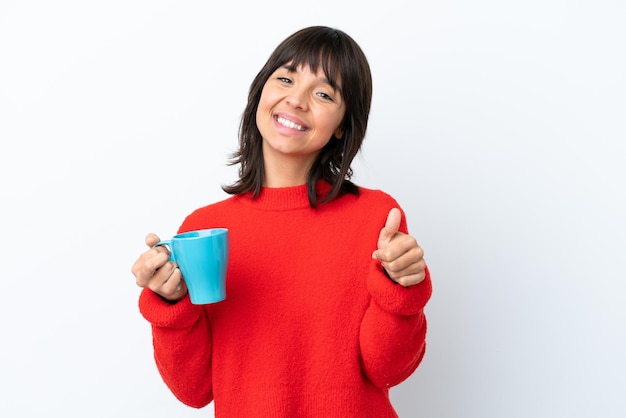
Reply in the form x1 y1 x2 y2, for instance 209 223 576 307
131 25 432 417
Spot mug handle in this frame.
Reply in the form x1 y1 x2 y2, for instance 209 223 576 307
152 240 175 262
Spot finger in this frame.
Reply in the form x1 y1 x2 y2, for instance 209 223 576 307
145 259 176 288
382 254 426 286
133 250 172 287
154 267 188 301
377 208 402 250
152 265 181 293
380 245 424 275
376 234 421 263
389 270 427 287
145 233 161 247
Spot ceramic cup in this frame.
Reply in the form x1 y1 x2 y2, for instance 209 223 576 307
153 228 229 304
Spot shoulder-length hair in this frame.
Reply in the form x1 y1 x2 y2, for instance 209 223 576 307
222 26 373 207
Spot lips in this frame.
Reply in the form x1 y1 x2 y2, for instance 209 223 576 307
275 115 306 132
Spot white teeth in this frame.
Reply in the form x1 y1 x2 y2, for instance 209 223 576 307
277 116 305 131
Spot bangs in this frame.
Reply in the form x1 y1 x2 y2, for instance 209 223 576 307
286 46 343 94
270 28 348 96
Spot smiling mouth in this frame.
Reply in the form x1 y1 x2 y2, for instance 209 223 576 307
276 116 306 131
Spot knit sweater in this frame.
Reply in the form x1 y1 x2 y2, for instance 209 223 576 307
139 182 432 417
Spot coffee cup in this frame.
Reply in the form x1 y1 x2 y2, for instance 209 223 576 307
153 228 229 304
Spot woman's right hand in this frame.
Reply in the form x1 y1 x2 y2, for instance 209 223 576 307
131 233 188 302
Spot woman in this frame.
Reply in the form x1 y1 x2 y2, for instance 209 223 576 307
131 25 432 417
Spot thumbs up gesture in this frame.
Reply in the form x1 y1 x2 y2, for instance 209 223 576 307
372 208 426 287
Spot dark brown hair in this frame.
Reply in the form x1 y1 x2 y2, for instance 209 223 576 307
222 26 373 207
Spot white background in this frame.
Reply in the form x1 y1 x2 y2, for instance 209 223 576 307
1 1 624 417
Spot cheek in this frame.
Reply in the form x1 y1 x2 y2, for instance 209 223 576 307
256 95 275 135
256 91 276 122
258 84 278 107
256 90 270 117
328 110 346 134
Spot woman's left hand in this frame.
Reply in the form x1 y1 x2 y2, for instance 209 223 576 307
372 208 426 287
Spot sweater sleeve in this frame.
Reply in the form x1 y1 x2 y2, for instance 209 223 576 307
359 258 432 389
139 288 214 408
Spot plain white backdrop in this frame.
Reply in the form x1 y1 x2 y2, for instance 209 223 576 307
1 1 624 417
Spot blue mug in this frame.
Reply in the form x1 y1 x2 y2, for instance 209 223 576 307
153 228 229 304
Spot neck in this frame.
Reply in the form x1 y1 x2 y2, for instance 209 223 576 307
263 153 317 188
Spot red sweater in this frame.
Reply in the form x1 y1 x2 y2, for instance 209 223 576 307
139 182 432 417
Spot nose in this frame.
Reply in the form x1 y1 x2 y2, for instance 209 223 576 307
285 88 308 111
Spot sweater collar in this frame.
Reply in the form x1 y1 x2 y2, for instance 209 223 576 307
236 181 333 211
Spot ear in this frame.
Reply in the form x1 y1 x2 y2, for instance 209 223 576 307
334 127 343 139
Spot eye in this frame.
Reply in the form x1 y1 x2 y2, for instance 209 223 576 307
316 89 336 102
277 77 292 84
317 91 337 103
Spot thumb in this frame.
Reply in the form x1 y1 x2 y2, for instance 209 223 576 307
377 208 401 250
145 233 161 247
